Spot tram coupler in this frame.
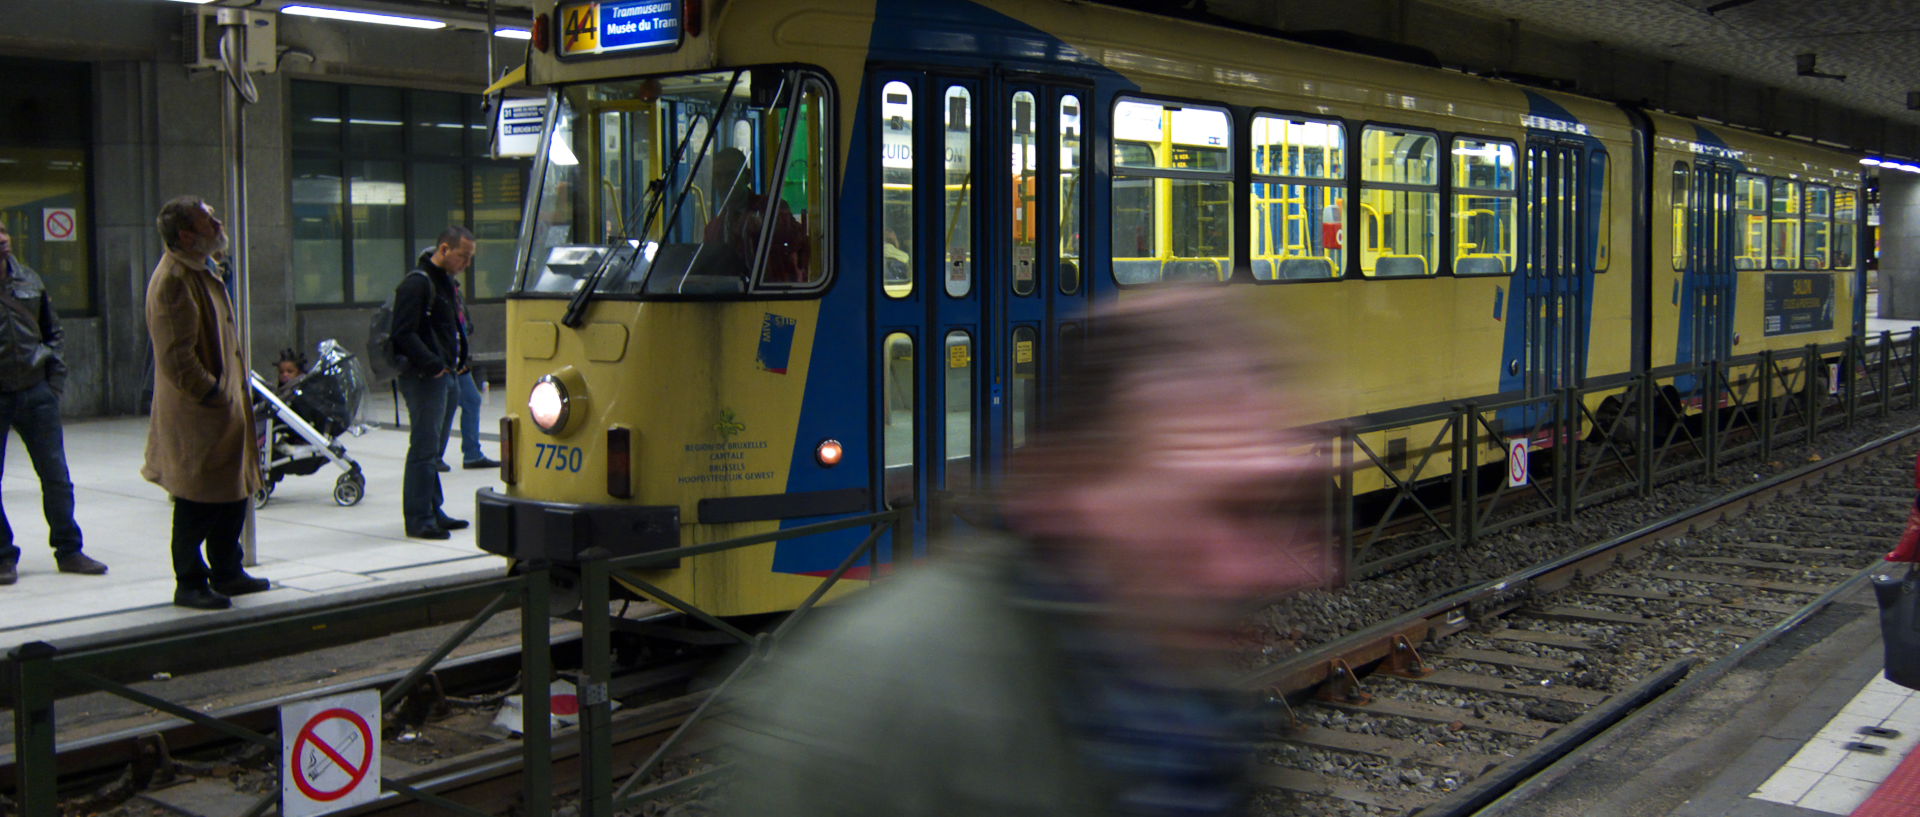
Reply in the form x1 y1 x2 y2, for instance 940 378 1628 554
1382 634 1432 678
1316 657 1370 705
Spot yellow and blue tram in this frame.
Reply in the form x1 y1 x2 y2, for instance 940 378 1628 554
477 0 1865 616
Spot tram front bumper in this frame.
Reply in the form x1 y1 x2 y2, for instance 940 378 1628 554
475 487 681 566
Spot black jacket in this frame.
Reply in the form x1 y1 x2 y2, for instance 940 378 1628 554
0 259 65 395
389 251 467 378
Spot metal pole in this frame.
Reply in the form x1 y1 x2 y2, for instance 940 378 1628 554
1760 350 1774 461
520 563 553 817
579 552 613 817
11 643 57 817
217 10 257 565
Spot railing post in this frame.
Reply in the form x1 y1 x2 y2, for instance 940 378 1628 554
1704 360 1720 481
520 562 553 817
578 550 614 817
1844 339 1859 430
1804 344 1820 447
1557 389 1574 522
1338 425 1355 586
890 505 912 568
1909 329 1920 409
1450 408 1467 544
1760 349 1775 462
1638 370 1654 498
10 642 58 817
1880 331 1894 418
1463 404 1481 547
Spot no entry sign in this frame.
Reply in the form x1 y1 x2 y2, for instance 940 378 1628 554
41 209 75 242
281 690 381 817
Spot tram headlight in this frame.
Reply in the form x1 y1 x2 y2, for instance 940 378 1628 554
529 375 570 434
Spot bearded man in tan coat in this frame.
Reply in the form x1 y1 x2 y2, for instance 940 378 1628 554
143 196 269 610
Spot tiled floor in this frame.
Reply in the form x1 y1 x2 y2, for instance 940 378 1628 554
0 387 512 649
1750 675 1920 814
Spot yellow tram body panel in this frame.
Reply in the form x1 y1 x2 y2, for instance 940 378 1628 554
504 297 867 616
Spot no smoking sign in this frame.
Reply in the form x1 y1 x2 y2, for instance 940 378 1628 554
281 690 381 817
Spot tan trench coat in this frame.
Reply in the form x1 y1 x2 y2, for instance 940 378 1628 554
142 249 261 503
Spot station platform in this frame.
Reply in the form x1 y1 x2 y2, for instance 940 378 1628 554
0 389 511 651
1488 576 1920 817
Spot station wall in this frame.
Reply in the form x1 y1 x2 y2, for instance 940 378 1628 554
0 0 521 417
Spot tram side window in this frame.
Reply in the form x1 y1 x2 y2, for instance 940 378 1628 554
1011 326 1038 449
756 77 832 288
1732 173 1768 270
880 81 914 299
1834 187 1859 269
1769 178 1801 270
1060 95 1085 295
1450 137 1515 276
1359 126 1438 277
944 330 975 493
1011 91 1039 296
1110 97 1232 284
1248 114 1345 281
1591 151 1611 272
882 332 915 508
1802 184 1831 270
945 86 974 298
1671 163 1690 271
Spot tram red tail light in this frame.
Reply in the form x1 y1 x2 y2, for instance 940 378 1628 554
685 0 701 37
816 438 843 467
531 13 549 52
608 426 633 499
499 417 517 485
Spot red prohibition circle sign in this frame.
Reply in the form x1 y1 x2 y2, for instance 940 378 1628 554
291 708 373 802
43 211 73 241
1509 445 1527 482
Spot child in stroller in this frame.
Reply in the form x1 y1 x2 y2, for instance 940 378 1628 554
253 340 369 507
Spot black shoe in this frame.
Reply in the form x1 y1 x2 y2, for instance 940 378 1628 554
436 516 470 531
435 461 451 473
212 573 271 597
407 525 450 540
463 457 501 469
56 553 108 575
0 560 15 586
173 586 231 610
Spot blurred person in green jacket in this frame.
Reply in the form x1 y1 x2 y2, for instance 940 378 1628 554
723 289 1331 817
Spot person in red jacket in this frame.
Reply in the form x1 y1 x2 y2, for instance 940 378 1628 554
1890 451 1920 562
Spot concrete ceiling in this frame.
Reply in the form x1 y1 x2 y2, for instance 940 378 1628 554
1424 0 1920 124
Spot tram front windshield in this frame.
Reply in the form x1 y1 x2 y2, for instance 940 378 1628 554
517 68 830 297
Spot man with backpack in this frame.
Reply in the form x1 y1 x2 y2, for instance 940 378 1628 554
390 226 474 540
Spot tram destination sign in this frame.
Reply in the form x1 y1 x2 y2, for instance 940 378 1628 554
558 0 682 59
1763 272 1835 336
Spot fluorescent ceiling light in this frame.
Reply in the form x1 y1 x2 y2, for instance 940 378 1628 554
1861 158 1883 166
164 0 218 4
281 5 447 30
495 27 532 40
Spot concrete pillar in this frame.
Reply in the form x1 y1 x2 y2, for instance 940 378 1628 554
1878 174 1920 319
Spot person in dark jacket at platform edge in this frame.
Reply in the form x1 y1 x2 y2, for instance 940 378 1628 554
0 222 107 585
144 196 271 610
391 226 475 540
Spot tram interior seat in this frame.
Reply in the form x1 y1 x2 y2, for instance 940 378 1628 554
1374 255 1428 277
1454 255 1506 276
1253 257 1336 280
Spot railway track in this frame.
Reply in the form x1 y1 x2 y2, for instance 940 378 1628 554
1251 426 1920 817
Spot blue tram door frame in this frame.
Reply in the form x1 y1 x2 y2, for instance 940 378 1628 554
1517 137 1593 436
1681 162 1736 390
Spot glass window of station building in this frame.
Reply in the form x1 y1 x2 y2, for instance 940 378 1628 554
0 58 92 315
291 81 530 304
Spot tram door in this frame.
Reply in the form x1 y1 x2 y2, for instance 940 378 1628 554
1687 164 1736 365
871 72 1091 544
1522 139 1589 405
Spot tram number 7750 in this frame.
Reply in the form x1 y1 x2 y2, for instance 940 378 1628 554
532 442 585 473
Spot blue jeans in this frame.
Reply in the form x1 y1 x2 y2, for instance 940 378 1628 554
440 371 485 464
398 373 458 531
0 380 81 562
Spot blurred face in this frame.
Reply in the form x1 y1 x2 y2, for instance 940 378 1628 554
0 223 11 264
1040 356 1329 656
436 238 476 274
278 360 301 384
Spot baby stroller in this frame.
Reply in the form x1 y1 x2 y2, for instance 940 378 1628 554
252 339 370 507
